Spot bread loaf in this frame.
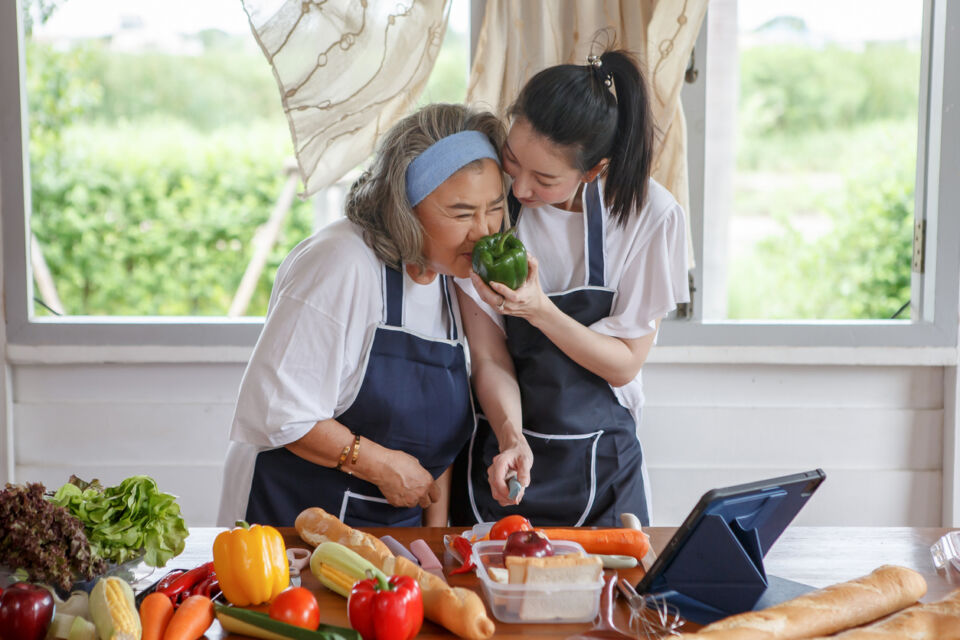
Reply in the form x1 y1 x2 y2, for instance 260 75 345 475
806 589 960 639
504 552 603 621
675 565 927 640
295 507 495 640
294 506 393 567
384 554 495 640
504 551 603 585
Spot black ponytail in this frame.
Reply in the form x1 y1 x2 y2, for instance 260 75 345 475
509 48 654 226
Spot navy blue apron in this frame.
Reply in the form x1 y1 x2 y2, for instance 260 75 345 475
246 266 474 527
452 181 649 527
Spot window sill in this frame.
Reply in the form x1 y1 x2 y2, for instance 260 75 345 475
5 343 956 367
648 345 958 366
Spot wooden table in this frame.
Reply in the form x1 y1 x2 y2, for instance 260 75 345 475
159 526 959 639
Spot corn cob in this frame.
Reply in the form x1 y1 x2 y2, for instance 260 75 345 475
90 576 141 640
309 541 388 597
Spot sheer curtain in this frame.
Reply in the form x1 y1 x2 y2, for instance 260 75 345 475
466 0 708 264
241 0 452 197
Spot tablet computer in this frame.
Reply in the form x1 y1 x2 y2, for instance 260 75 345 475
635 469 826 623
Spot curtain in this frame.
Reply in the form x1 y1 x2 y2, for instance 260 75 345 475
242 0 452 197
467 0 708 266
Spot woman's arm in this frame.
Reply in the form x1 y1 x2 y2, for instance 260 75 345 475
457 287 533 505
471 255 658 387
287 419 440 509
423 467 452 526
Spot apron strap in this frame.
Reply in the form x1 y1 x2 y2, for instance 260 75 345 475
584 180 605 287
384 264 458 341
440 275 458 341
383 265 404 327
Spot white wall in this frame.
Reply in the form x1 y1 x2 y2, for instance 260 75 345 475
644 363 944 526
6 358 947 527
11 362 243 525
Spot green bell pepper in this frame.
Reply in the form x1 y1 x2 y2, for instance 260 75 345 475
472 228 529 290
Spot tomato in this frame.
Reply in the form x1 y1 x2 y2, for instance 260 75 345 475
489 515 533 540
268 587 320 630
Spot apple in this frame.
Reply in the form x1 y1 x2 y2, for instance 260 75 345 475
503 530 555 558
0 582 56 640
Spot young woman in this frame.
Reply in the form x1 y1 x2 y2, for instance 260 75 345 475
454 49 689 527
218 103 530 528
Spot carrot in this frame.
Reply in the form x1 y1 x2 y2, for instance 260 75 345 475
162 594 215 640
536 527 651 561
140 591 174 640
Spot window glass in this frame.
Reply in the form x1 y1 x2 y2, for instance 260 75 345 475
704 1 923 320
23 0 469 318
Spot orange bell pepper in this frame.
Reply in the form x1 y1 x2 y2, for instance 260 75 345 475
212 520 289 606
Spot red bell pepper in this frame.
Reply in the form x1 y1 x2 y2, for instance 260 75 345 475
449 536 476 575
347 573 423 640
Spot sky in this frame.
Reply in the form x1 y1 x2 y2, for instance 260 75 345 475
35 0 470 39
739 0 922 42
34 0 919 43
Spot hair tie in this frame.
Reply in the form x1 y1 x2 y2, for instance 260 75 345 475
587 54 613 87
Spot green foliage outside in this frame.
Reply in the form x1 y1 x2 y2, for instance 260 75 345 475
727 157 913 320
726 42 920 319
25 10 470 317
738 43 920 138
30 117 314 315
419 27 468 105
22 5 920 319
26 37 314 316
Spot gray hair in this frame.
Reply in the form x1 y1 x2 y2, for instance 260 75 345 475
345 103 507 270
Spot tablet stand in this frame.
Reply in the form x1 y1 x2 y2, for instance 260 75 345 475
645 489 816 625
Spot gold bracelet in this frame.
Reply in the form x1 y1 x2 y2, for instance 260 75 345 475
350 434 361 466
335 443 351 471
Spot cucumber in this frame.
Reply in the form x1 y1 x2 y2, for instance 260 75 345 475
214 604 360 640
45 613 75 639
67 617 96 640
216 613 289 640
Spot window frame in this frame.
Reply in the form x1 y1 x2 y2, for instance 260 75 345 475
671 0 959 348
2 0 958 351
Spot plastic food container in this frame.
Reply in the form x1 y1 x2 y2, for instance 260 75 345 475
471 539 603 624
461 522 493 541
931 531 960 572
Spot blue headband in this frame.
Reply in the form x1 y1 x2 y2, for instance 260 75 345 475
405 130 500 207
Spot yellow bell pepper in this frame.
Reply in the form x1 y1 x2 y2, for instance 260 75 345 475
213 520 290 606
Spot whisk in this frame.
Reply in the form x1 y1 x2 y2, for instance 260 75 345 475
617 578 685 638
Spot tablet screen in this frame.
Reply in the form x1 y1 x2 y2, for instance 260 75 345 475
636 469 825 595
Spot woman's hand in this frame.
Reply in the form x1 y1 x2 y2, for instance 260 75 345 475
375 449 440 509
470 254 551 323
487 436 533 506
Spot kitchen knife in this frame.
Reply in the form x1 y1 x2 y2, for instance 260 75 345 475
507 475 523 501
409 538 447 582
380 535 421 566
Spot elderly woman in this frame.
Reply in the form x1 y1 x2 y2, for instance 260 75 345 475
218 103 532 528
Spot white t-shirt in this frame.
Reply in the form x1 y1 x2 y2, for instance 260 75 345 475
218 218 460 525
457 177 689 419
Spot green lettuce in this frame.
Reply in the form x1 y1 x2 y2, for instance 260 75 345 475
51 475 189 567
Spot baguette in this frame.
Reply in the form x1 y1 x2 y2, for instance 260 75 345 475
295 506 393 567
806 589 960 639
384 554 496 640
676 565 927 640
295 507 495 640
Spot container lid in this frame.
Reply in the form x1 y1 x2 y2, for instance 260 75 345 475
471 539 604 592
